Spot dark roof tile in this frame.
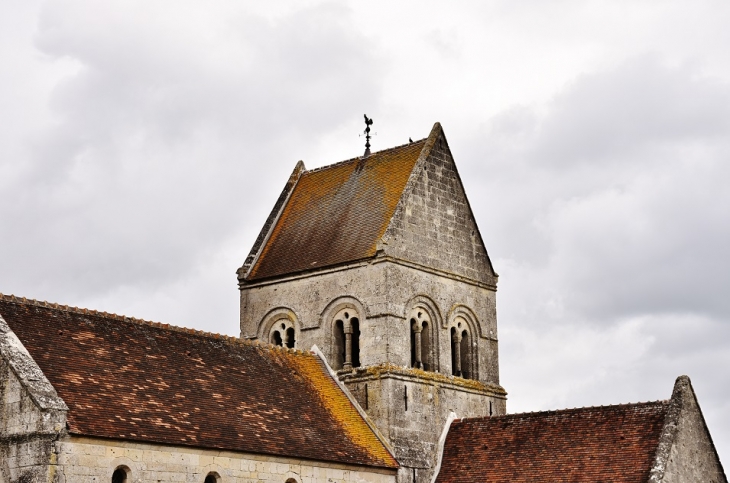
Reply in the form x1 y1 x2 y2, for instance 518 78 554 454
436 402 669 483
246 140 426 281
0 295 397 469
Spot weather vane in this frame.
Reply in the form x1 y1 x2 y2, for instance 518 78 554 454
363 114 374 156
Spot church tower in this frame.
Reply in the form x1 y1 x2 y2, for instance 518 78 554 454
237 123 506 483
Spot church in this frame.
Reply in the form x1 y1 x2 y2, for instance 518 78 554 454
0 123 725 483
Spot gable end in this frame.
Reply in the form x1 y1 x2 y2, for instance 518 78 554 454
650 376 728 483
380 123 498 286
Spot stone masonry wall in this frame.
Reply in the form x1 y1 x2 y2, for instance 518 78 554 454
342 369 505 483
0 360 65 483
240 261 499 384
56 436 397 483
240 259 503 483
660 378 727 483
379 129 497 287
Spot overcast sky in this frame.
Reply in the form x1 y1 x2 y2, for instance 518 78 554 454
1 0 728 467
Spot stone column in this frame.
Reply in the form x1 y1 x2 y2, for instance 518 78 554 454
412 321 423 369
344 325 353 370
453 330 462 377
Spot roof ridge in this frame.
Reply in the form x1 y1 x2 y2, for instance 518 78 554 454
305 138 427 174
460 399 671 423
0 293 311 356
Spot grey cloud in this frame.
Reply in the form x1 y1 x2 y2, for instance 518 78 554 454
0 1 383 305
534 55 730 168
462 55 730 465
466 56 730 323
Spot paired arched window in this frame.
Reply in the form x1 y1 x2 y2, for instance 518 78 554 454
333 308 360 370
409 309 432 371
260 308 300 349
449 316 472 379
270 321 296 348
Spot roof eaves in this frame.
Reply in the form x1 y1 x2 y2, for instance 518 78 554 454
242 255 378 286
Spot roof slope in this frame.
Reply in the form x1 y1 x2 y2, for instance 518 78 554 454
245 139 426 281
436 402 670 483
0 295 397 469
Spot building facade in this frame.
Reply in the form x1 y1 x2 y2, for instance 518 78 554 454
237 124 505 482
0 122 725 483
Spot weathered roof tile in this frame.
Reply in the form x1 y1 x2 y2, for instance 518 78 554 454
246 140 426 281
436 402 670 483
0 294 397 469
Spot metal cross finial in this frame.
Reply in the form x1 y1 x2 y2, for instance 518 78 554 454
363 114 373 156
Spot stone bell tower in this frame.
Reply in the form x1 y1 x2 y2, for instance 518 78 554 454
237 123 506 483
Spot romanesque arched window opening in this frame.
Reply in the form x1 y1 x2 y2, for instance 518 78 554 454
334 320 345 368
334 309 360 370
460 330 470 379
351 318 360 367
421 321 430 371
450 317 473 379
112 467 128 483
204 473 220 483
268 319 296 348
450 327 458 376
410 310 431 371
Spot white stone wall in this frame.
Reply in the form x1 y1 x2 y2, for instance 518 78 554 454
0 358 66 483
657 378 727 483
56 437 398 483
342 370 505 482
240 261 498 385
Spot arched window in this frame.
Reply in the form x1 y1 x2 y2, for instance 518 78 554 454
333 308 360 370
460 330 471 379
269 321 296 348
204 472 220 483
449 316 473 379
112 467 129 483
450 327 458 376
271 330 283 346
410 309 432 371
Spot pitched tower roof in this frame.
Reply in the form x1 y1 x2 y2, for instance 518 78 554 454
246 139 426 281
239 123 497 286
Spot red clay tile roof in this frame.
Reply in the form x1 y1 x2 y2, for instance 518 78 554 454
246 140 426 281
436 402 670 483
0 295 397 469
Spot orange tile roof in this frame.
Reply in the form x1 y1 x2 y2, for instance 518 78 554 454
246 140 426 281
0 295 397 469
436 402 670 483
